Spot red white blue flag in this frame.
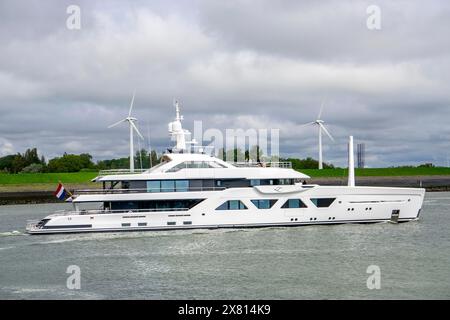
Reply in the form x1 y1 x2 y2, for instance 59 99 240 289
54 183 67 200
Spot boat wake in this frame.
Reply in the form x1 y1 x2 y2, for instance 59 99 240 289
0 230 24 237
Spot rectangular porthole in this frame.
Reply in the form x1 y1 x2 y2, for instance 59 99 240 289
121 223 131 227
138 222 147 227
167 221 176 226
183 221 192 225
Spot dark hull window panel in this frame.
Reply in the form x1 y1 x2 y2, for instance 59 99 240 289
110 199 205 211
183 221 192 225
250 179 294 186
216 200 247 210
281 199 308 209
167 221 176 226
310 198 336 208
121 223 131 227
221 179 251 188
138 222 147 227
129 180 146 190
251 199 278 209
43 224 92 229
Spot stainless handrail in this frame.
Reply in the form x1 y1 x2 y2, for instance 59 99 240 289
98 169 148 175
227 161 292 168
50 208 192 216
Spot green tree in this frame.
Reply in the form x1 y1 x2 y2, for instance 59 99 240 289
286 157 335 169
0 155 15 173
47 153 95 172
21 163 45 173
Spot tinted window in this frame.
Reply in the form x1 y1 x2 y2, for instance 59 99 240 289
161 180 175 192
281 199 308 208
175 180 189 192
310 198 336 207
147 181 160 193
216 200 247 210
251 199 277 209
229 200 240 210
111 199 204 211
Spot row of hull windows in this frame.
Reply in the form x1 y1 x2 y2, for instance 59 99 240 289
216 198 336 210
250 179 293 186
102 197 336 212
122 179 296 193
107 199 204 211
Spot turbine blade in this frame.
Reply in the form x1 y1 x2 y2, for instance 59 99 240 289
318 98 326 119
108 119 127 128
299 121 316 128
130 121 144 140
128 90 136 117
319 123 334 141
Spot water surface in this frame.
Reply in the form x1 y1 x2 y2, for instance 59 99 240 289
0 193 449 299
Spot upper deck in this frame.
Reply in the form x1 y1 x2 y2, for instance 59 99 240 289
94 153 309 182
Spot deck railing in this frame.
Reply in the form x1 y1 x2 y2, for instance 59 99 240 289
227 161 292 168
74 186 226 195
98 169 148 176
50 208 191 216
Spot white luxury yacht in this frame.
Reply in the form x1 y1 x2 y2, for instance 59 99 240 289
26 104 425 234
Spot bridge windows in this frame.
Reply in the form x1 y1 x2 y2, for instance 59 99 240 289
166 161 227 172
147 180 190 192
281 199 308 209
216 200 248 210
142 178 296 193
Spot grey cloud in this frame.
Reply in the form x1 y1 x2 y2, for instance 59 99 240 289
0 0 449 167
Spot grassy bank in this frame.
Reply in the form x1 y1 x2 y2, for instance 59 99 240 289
0 167 450 185
300 167 450 178
0 172 98 184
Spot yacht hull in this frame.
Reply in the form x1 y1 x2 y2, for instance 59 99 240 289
26 186 425 235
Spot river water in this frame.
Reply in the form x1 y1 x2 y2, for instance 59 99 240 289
0 192 449 299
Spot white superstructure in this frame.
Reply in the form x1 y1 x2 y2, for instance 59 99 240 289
26 104 425 234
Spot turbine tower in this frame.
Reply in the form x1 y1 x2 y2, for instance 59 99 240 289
301 101 334 169
108 92 144 172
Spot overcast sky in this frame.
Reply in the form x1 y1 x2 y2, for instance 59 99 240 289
0 0 449 167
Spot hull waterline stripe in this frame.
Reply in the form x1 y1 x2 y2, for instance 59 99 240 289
28 217 418 234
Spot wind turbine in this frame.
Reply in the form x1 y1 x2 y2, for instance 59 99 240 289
108 92 144 173
301 101 334 169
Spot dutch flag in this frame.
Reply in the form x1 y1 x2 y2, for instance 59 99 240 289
54 183 67 200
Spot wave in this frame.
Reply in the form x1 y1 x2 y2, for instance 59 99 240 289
0 230 24 237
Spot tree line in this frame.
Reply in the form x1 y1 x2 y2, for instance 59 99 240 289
0 147 336 173
0 148 162 173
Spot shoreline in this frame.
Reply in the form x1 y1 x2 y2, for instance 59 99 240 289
1 176 449 205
